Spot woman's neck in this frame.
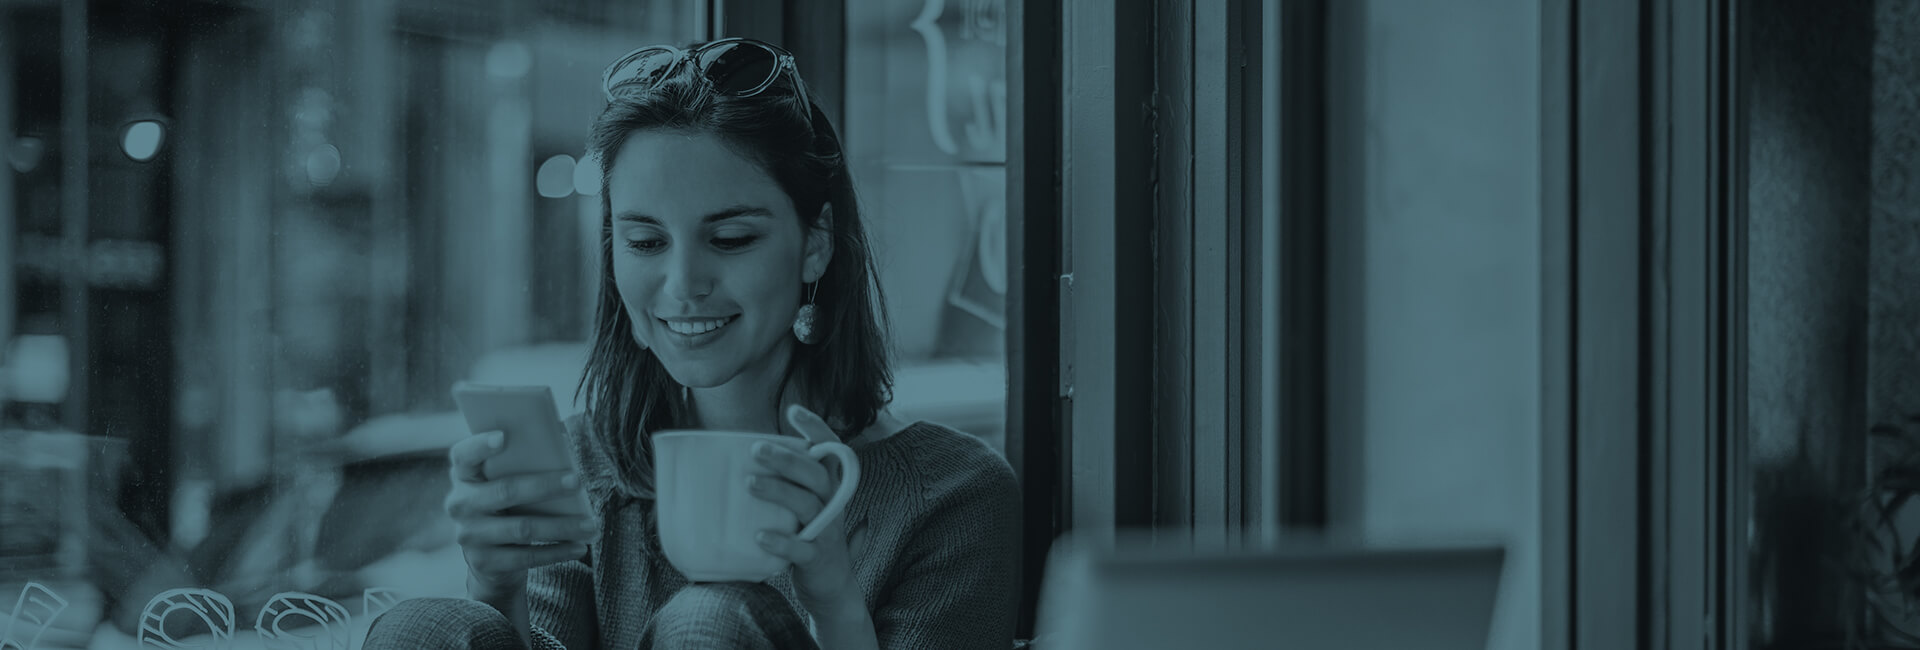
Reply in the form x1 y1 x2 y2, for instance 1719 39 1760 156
685 343 798 435
687 382 785 434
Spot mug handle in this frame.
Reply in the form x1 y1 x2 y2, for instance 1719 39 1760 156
796 441 861 542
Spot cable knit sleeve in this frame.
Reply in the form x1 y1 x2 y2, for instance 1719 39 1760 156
528 559 597 650
873 451 1022 650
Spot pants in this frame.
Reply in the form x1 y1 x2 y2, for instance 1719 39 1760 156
363 583 819 650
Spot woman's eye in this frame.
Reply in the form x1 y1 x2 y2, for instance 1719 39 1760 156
625 238 664 254
713 235 759 250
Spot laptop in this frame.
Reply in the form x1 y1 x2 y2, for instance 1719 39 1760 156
1032 531 1506 650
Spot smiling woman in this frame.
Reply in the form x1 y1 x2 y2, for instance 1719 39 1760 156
361 37 1021 650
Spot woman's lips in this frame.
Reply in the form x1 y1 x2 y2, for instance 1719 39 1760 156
659 315 738 346
664 315 736 335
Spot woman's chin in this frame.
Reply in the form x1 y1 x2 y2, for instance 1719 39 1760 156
659 362 733 389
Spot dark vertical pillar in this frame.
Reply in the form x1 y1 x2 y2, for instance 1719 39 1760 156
1006 0 1061 639
784 0 844 129
58 0 88 436
1741 0 1874 646
1276 0 1329 531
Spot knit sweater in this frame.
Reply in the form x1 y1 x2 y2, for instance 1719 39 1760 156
523 415 1022 650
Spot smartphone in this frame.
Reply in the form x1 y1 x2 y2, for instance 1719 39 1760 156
450 382 590 518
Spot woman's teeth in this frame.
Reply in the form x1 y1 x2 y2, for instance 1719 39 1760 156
667 317 734 335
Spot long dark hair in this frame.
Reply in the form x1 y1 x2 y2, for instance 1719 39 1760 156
576 49 893 500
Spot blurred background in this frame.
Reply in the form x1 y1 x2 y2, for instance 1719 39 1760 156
6 0 1914 649
0 0 1011 647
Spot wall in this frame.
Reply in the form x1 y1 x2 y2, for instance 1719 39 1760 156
1325 1 1541 649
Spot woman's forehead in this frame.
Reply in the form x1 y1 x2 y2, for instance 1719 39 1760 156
606 130 791 220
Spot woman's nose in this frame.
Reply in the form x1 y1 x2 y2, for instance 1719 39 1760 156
663 248 715 300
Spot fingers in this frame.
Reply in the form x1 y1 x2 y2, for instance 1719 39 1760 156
449 431 507 483
785 404 837 445
751 442 832 497
446 469 582 518
454 514 600 548
756 530 817 565
748 473 824 522
444 432 594 584
465 541 591 576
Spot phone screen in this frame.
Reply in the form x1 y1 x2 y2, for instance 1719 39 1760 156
450 383 588 517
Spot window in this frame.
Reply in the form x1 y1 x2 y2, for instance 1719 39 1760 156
844 0 1012 456
1 3 705 648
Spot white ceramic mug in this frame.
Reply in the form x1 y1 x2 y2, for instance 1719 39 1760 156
653 431 861 582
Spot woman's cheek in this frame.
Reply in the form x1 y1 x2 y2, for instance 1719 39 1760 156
610 270 650 347
624 307 650 347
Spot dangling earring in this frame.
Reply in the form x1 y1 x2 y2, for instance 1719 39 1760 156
792 281 820 344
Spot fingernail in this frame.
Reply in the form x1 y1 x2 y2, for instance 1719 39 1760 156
561 473 580 488
489 432 505 448
753 443 773 458
581 519 598 531
756 531 772 545
745 475 758 489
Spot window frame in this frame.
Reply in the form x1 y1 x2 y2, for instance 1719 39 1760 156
1006 0 1064 640
1540 0 1741 648
1052 0 1287 544
1272 0 1330 534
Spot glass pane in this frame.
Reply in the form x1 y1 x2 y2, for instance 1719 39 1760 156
2 3 702 648
844 0 1010 457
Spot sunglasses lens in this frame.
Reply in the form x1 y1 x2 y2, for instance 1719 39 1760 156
696 42 781 96
606 49 680 96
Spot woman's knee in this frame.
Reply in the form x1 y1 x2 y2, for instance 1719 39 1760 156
653 583 812 649
365 597 520 650
658 583 789 620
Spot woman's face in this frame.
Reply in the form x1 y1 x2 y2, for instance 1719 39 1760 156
606 129 830 389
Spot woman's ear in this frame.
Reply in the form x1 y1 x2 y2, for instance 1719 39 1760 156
804 202 836 282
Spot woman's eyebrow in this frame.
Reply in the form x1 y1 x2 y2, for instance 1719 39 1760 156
615 205 775 225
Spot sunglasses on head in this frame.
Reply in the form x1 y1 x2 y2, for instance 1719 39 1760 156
601 37 812 111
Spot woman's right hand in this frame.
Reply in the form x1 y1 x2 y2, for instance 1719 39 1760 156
445 431 601 598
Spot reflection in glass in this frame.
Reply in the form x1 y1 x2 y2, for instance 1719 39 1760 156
252 592 351 650
1 582 68 650
360 587 404 621
845 0 1010 454
136 588 235 650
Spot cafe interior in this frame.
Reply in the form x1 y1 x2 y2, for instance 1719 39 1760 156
3 0 1919 648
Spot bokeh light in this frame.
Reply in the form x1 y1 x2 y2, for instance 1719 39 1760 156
122 120 166 162
537 154 577 198
573 152 602 196
486 41 532 79
306 144 342 186
9 135 45 173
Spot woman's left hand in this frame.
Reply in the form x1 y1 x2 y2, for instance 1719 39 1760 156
749 404 861 617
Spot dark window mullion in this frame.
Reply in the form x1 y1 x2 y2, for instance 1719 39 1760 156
1007 0 1062 640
